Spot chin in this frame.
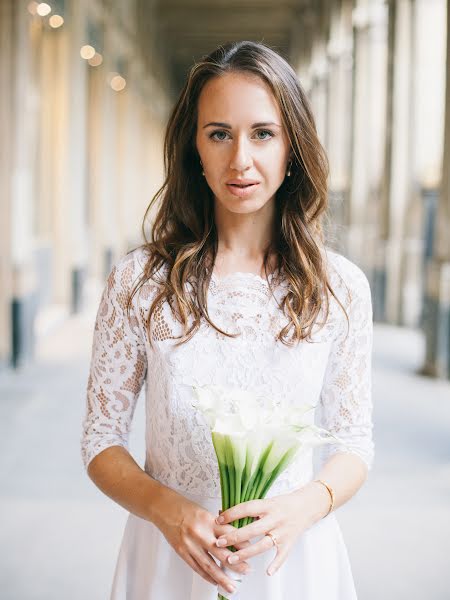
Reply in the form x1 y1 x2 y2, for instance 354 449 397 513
214 190 275 215
217 199 271 215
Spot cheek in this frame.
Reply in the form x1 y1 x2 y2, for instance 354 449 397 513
262 142 288 167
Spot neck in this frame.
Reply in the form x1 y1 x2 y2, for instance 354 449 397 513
213 196 276 260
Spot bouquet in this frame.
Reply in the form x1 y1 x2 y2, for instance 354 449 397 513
191 384 344 600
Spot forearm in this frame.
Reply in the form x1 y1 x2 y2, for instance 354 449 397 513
87 445 182 529
294 451 369 525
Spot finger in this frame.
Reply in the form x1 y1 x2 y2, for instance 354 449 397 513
191 548 238 595
234 540 251 550
224 535 275 566
209 545 251 575
216 519 270 548
217 499 266 525
267 548 288 577
182 551 217 586
213 521 253 548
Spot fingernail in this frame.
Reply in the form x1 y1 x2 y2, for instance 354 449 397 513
227 584 236 593
216 516 224 524
228 555 239 564
267 568 274 576
216 538 227 547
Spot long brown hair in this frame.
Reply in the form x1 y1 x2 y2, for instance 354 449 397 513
128 40 346 347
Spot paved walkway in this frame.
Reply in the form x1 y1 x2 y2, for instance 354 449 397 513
0 307 449 599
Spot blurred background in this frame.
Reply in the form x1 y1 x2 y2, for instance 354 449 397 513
0 0 449 598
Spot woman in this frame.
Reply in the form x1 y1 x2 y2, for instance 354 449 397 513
81 40 374 599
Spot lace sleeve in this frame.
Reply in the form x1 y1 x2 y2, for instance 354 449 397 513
317 257 374 472
80 252 147 472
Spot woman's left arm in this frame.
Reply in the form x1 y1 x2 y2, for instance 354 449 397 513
215 260 374 576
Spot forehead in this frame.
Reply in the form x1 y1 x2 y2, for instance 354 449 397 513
197 72 281 121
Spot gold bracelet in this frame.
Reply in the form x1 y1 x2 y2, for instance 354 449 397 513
313 479 335 517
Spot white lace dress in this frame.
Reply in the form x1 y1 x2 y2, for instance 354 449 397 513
81 246 374 600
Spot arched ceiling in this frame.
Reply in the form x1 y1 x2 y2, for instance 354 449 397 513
152 0 319 93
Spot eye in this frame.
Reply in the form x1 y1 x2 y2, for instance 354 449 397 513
255 129 275 140
209 130 230 141
208 129 275 142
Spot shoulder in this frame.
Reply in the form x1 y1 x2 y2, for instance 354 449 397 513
103 247 144 298
322 247 372 309
108 246 171 311
111 245 149 277
110 245 168 287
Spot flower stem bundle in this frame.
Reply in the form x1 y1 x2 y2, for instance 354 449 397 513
191 384 344 600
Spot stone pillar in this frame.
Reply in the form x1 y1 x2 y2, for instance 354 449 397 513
326 0 354 251
348 0 389 279
97 57 120 279
400 0 447 329
381 0 414 324
309 38 330 149
422 0 450 379
307 4 331 148
86 62 108 281
66 0 89 314
9 1 40 367
0 0 14 368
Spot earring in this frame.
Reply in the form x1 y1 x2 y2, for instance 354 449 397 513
200 159 205 176
286 160 292 177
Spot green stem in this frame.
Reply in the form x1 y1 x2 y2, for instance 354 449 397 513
232 469 242 528
260 447 298 499
241 470 263 527
217 461 226 512
222 462 230 511
225 438 236 512
240 469 256 503
238 468 258 527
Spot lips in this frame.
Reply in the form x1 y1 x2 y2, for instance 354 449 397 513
226 182 260 198
226 179 260 186
227 183 256 188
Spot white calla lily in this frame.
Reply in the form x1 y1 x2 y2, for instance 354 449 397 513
191 384 348 600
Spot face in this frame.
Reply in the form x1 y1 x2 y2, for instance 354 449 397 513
195 72 292 215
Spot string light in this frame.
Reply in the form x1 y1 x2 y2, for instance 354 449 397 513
49 14 64 28
80 45 96 60
88 53 103 67
109 73 126 92
27 2 39 14
36 2 52 16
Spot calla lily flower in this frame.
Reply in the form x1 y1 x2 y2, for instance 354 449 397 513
191 384 347 600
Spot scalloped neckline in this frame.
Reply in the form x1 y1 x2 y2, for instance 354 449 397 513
210 270 278 286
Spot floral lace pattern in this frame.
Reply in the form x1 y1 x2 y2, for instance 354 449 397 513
81 246 374 498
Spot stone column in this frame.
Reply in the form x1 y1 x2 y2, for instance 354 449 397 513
380 0 414 324
400 0 447 329
8 1 40 367
326 0 354 251
61 0 89 313
304 3 331 148
348 0 389 279
422 0 450 378
0 0 14 367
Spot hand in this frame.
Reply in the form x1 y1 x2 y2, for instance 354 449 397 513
155 493 252 595
214 484 329 576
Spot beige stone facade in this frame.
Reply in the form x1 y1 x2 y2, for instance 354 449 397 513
1 0 449 379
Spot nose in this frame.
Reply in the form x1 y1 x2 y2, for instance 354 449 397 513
229 134 253 172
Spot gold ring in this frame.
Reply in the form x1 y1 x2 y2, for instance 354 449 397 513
265 531 278 549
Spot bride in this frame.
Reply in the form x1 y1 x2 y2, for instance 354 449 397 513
81 40 374 599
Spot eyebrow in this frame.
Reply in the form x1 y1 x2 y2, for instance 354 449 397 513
202 121 282 129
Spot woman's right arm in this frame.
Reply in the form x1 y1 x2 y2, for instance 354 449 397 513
81 254 249 594
87 445 250 593
87 445 179 526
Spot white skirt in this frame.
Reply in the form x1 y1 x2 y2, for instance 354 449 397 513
110 489 358 600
